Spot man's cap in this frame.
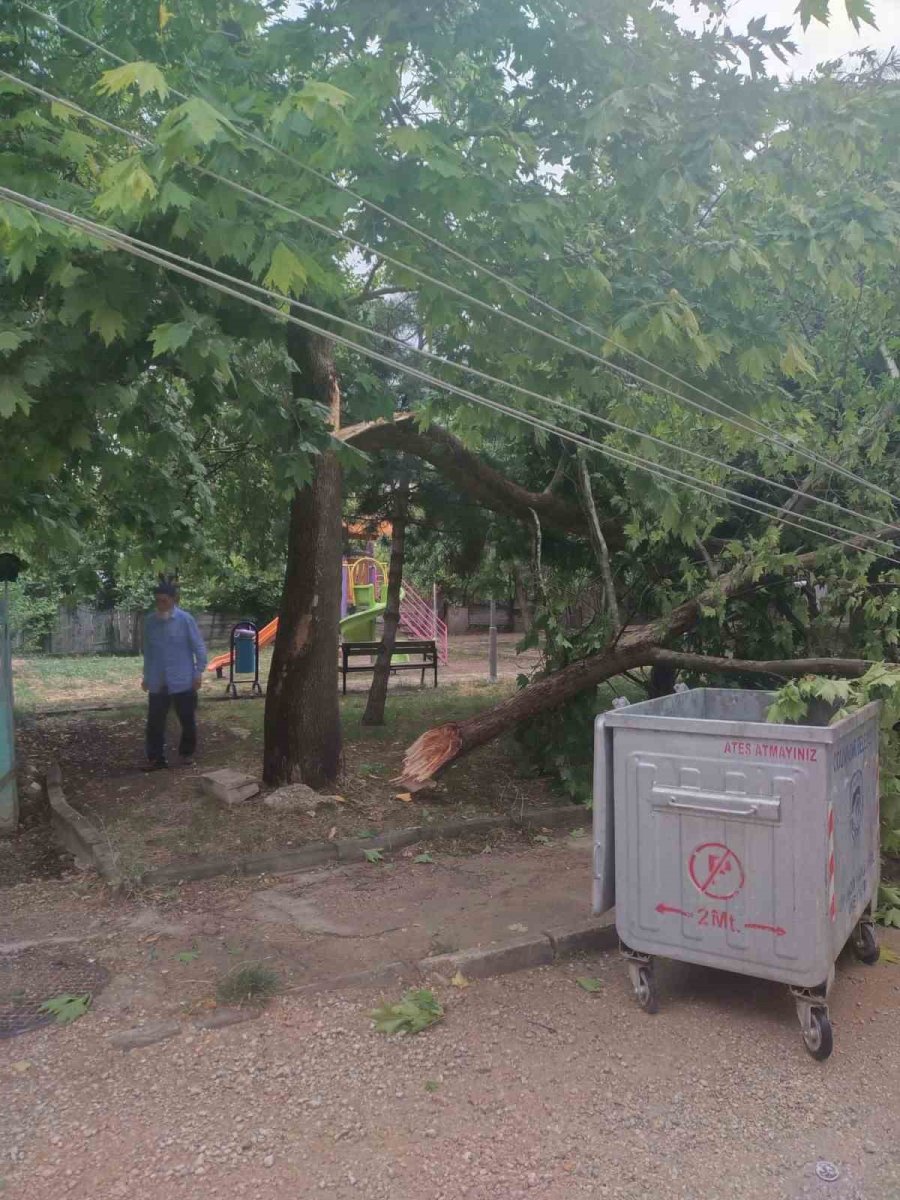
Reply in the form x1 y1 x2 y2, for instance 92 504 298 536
153 575 178 597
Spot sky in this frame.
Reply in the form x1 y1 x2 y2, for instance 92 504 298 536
672 0 899 77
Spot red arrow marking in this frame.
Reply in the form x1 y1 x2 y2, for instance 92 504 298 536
656 903 694 918
744 922 787 936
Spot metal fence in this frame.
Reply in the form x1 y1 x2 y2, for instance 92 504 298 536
10 607 245 656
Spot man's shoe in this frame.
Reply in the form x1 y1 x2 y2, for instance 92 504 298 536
179 755 195 767
142 759 169 772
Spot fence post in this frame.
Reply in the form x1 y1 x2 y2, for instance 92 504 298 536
488 598 498 683
0 580 19 833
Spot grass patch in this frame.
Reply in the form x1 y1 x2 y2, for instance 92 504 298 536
215 964 280 1007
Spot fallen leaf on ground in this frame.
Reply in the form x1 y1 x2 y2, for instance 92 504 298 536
11 1060 32 1074
394 792 414 803
413 852 434 864
576 977 602 993
450 971 470 989
327 825 337 840
882 948 899 964
508 922 528 933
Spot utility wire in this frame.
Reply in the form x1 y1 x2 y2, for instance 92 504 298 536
6 186 900 570
8 166 898 558
5 69 900 541
10 6 900 510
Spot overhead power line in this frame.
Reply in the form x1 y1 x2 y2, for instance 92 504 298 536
6 186 900 571
10 4 900 512
5 159 896 558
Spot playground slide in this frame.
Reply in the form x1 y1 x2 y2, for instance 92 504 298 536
338 602 386 641
207 616 279 674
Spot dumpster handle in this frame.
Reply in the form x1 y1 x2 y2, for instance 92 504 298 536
665 798 760 817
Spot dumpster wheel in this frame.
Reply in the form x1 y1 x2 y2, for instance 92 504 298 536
623 949 659 1015
850 919 880 966
801 1008 833 1061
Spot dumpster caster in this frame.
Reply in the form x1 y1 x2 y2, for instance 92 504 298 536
622 951 658 1014
633 964 659 1015
791 986 833 1061
850 919 880 966
226 683 238 699
801 1008 833 1061
251 681 263 697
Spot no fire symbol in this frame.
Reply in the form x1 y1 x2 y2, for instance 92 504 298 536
688 843 745 901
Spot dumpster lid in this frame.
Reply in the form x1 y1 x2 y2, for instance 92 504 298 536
600 687 879 744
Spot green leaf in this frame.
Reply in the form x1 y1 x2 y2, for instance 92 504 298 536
413 852 435 864
158 97 236 157
795 0 829 30
371 989 443 1035
0 376 32 418
39 993 91 1024
780 338 816 379
150 320 196 357
95 156 158 215
176 949 200 964
363 848 384 864
298 80 353 109
843 0 877 33
576 977 602 993
263 243 308 296
96 61 169 101
0 330 33 354
424 1079 441 1093
89 306 127 346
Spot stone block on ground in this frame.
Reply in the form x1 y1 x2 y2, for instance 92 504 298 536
199 768 259 806
262 783 340 815
109 1021 181 1051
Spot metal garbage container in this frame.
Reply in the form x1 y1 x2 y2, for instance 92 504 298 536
592 687 881 1059
234 627 256 675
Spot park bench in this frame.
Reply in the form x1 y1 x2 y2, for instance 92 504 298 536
340 639 438 695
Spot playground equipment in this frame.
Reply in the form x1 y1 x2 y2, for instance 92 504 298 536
206 555 449 689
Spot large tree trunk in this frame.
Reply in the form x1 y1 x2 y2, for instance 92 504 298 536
263 328 343 787
513 564 534 633
362 477 410 726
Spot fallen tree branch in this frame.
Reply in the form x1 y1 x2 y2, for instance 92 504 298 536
398 526 900 787
649 649 871 679
340 416 611 541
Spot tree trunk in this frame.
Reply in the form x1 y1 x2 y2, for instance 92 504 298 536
362 477 410 726
575 448 620 630
513 564 533 633
263 328 343 788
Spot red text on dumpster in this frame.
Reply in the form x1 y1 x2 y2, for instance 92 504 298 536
697 906 737 931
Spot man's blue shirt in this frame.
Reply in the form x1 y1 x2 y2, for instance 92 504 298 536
143 607 208 694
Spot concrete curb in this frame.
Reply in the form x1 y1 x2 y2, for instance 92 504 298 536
44 759 591 891
141 803 591 887
46 761 123 889
292 913 619 997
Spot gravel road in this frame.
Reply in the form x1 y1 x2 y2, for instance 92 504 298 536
3 936 899 1200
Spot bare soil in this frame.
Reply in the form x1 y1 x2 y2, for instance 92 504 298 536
12 672 563 880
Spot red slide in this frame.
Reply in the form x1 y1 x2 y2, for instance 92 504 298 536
207 617 279 674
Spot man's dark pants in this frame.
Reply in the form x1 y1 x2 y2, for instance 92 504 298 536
146 688 197 763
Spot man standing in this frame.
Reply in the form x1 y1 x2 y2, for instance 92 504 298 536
142 578 208 771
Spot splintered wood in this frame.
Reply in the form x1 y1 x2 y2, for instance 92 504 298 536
396 724 462 789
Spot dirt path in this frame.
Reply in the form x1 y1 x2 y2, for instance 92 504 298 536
2 926 899 1200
